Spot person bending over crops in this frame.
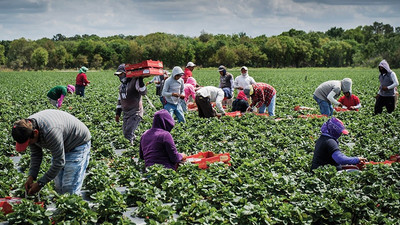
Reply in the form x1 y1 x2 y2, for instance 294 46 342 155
47 84 75 108
180 77 197 112
182 61 196 83
313 78 352 116
75 66 90 97
233 66 256 91
162 66 186 123
244 83 276 116
338 92 361 111
114 64 147 145
374 60 399 115
140 109 187 170
311 117 366 172
231 90 249 113
195 86 227 118
11 109 91 195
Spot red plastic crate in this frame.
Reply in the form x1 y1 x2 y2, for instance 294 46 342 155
126 68 164 78
225 111 242 117
0 197 21 214
126 60 163 70
298 114 327 119
186 151 231 169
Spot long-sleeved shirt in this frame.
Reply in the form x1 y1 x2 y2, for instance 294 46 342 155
116 78 147 117
75 73 90 86
313 80 341 105
234 74 256 89
184 83 196 102
219 73 234 92
27 109 91 185
196 86 225 114
249 83 276 108
162 76 184 105
311 135 359 171
378 72 399 96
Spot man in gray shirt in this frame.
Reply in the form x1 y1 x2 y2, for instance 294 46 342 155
313 78 352 116
11 109 91 195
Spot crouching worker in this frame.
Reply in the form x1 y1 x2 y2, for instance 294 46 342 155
47 85 75 108
195 86 227 118
338 91 361 111
232 90 249 113
140 109 186 170
311 117 366 172
11 109 91 195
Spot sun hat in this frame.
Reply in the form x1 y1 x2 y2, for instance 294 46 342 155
11 119 34 152
186 62 196 67
114 64 126 75
79 66 88 73
218 65 226 72
241 66 248 71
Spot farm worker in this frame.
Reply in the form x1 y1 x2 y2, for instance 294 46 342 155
233 66 256 90
140 109 187 170
11 109 91 195
218 65 234 107
195 86 227 118
374 60 399 115
338 92 361 111
47 85 75 108
231 90 249 113
182 61 196 83
114 64 147 145
75 66 90 97
311 117 367 171
146 70 170 105
313 78 352 116
244 83 277 116
162 66 186 123
181 77 197 112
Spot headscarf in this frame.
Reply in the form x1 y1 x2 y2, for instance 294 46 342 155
186 77 197 87
379 59 392 74
321 117 349 141
236 90 248 101
67 84 75 93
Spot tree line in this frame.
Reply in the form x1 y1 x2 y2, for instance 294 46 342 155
0 21 399 70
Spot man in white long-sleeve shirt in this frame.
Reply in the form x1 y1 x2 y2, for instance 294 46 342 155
313 78 352 116
374 60 399 115
195 86 226 118
233 66 256 90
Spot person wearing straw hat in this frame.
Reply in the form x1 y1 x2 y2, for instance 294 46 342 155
114 64 147 145
75 66 90 97
244 83 276 116
47 84 75 108
11 109 91 195
311 117 366 171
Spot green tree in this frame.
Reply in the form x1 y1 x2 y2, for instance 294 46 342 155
0 44 5 65
91 54 103 69
31 47 48 70
7 38 37 70
210 46 238 67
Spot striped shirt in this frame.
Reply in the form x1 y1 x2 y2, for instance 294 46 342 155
28 109 91 185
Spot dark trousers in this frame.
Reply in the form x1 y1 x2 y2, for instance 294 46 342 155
374 95 395 114
195 95 215 118
75 85 85 97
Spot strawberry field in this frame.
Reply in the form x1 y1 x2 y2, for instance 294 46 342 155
1 68 400 224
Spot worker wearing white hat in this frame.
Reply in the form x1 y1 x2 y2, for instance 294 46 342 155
234 66 256 91
182 62 196 83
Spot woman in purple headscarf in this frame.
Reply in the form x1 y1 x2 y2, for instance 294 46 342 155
311 117 366 171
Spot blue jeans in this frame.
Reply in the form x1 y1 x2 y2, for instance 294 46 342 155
164 102 185 123
54 141 91 195
314 95 333 116
258 94 276 116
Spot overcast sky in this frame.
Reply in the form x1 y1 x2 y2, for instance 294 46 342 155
0 0 399 41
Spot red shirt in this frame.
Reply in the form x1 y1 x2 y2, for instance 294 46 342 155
182 68 192 83
250 83 276 108
338 94 360 110
75 73 90 86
